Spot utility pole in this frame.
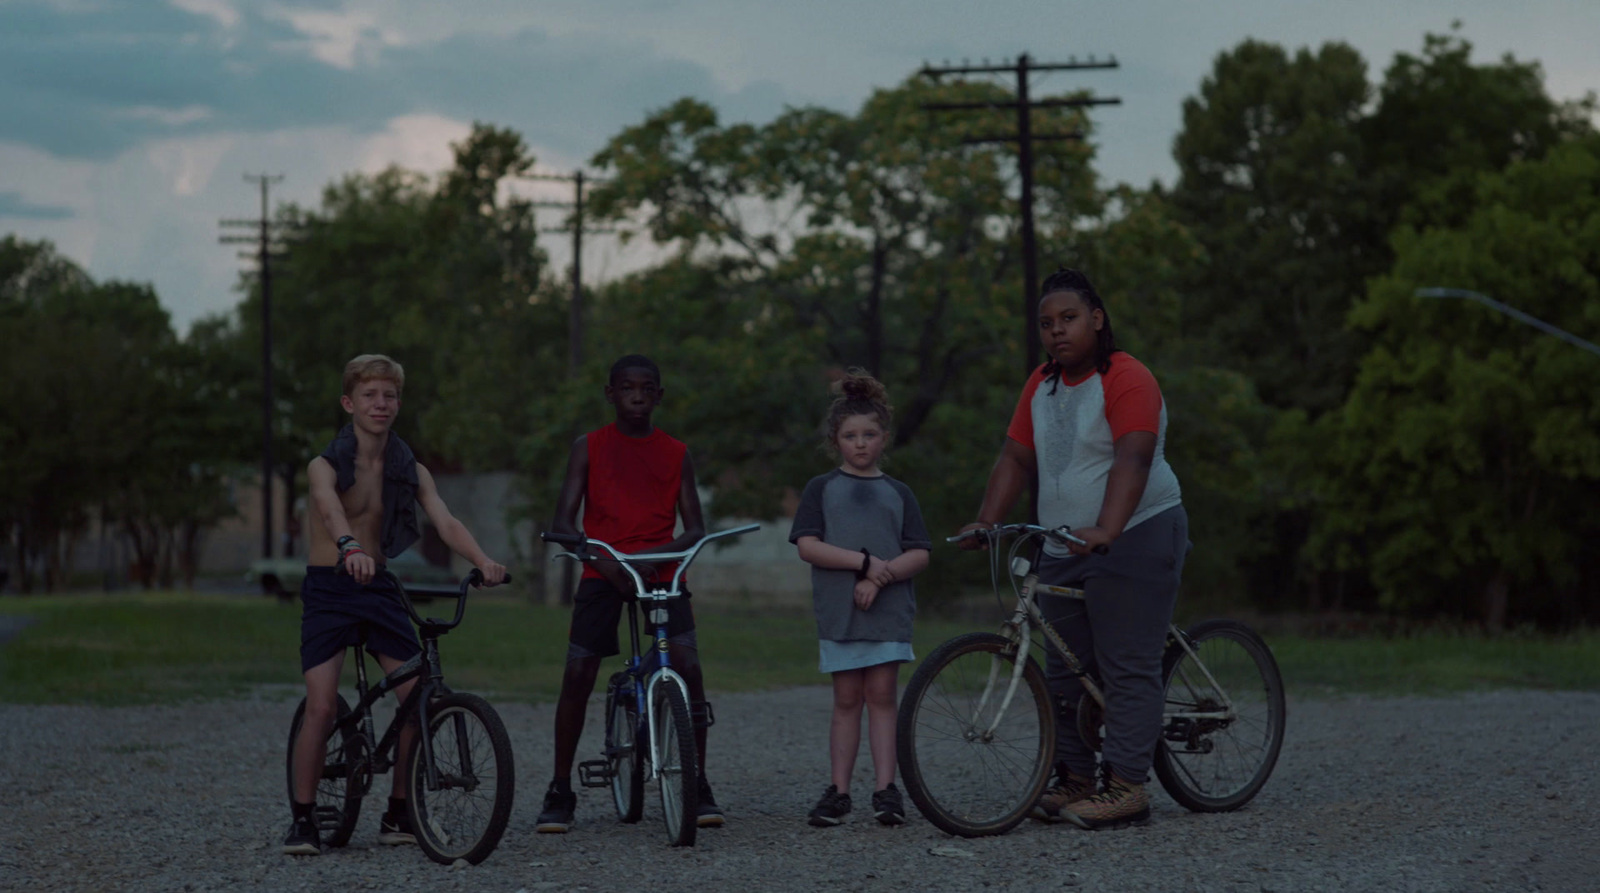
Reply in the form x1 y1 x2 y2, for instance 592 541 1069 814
527 170 614 376
921 53 1120 374
526 170 614 604
219 173 286 560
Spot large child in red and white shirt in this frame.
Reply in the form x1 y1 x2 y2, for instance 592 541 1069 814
535 354 724 833
957 268 1188 831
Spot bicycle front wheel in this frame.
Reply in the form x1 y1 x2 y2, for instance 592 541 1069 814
1154 619 1286 812
897 632 1055 837
651 678 699 846
606 673 644 823
406 692 516 865
285 694 361 848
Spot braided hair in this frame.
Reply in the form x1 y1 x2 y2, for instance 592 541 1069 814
1039 267 1120 393
822 369 893 456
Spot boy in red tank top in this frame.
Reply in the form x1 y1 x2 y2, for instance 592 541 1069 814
536 355 722 833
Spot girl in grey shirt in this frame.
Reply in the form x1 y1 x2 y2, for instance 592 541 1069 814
790 371 930 827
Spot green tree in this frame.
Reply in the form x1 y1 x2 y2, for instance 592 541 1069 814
1310 136 1600 628
238 122 560 484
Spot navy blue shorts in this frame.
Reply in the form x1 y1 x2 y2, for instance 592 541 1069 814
568 578 696 661
299 566 421 672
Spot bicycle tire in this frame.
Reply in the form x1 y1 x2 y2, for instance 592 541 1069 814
406 692 516 865
652 678 699 846
897 632 1056 837
1154 619 1286 812
285 695 361 848
606 673 644 823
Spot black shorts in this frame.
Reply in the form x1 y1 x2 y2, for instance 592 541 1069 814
299 566 421 672
568 577 697 661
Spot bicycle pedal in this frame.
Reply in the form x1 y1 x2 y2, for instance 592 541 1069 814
577 760 613 787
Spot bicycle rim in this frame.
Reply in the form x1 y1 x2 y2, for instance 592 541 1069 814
609 678 644 823
408 693 516 864
285 695 361 848
652 680 699 846
897 632 1055 837
1155 619 1286 812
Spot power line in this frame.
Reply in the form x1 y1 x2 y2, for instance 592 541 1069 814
921 53 1120 374
219 173 286 560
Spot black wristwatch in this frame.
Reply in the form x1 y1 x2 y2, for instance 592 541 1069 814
855 548 872 580
336 535 357 552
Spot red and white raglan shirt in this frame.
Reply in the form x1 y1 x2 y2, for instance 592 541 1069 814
1005 352 1182 558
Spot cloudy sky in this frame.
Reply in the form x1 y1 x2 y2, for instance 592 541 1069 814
3 0 1597 332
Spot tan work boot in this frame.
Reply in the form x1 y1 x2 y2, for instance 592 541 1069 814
1029 770 1095 822
1063 774 1150 830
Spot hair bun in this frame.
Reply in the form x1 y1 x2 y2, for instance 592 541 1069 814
834 369 887 404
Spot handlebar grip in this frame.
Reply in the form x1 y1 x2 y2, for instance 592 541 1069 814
466 568 514 586
541 531 586 547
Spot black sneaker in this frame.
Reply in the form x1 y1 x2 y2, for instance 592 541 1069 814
535 783 577 833
378 808 416 845
697 777 726 828
281 816 321 856
807 785 851 827
871 784 905 826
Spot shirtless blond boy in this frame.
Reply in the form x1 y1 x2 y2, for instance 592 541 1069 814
283 354 506 856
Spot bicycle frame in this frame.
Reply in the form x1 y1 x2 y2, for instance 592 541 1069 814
966 525 1240 740
323 569 493 797
545 525 759 783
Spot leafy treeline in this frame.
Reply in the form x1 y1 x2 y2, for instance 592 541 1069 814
4 32 1596 627
0 238 247 590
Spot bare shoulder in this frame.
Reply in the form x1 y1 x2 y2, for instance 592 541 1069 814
307 456 334 482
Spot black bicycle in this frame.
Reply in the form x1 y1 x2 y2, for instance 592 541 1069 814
285 568 516 865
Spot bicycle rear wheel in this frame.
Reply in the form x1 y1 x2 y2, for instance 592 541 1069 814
285 695 362 848
406 692 516 865
1154 619 1286 812
606 673 644 823
897 632 1055 837
651 678 699 846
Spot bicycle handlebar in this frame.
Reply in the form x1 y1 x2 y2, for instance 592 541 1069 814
539 524 760 596
946 522 1108 554
384 567 512 632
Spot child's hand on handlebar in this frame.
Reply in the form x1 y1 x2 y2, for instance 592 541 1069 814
952 522 994 551
1065 525 1114 557
474 559 508 587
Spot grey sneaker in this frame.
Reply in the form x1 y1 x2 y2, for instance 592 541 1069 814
807 785 852 827
871 784 905 826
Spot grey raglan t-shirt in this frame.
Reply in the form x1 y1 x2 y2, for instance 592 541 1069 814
788 469 932 643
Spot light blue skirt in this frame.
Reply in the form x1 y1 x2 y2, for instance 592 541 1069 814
819 639 915 674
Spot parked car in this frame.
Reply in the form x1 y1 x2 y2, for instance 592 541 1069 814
245 548 459 601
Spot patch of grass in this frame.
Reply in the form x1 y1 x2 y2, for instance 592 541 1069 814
1269 631 1600 696
3 593 1595 704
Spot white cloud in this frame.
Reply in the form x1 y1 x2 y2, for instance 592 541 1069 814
143 133 234 197
268 4 404 69
355 114 471 175
115 104 216 127
168 0 240 30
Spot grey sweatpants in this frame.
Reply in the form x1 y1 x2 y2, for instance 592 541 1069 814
1037 505 1188 784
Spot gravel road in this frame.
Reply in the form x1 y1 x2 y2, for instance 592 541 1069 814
2 687 1596 892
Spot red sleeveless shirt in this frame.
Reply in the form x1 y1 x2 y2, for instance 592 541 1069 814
582 422 687 581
